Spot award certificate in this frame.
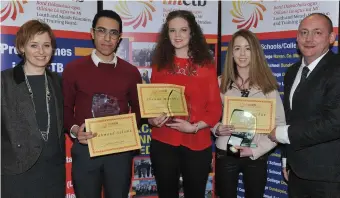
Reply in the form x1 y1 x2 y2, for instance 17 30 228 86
85 113 141 157
137 84 188 118
223 96 276 134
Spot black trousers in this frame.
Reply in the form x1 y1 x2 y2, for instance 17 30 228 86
1 162 65 198
71 141 133 198
215 148 268 198
288 171 340 198
150 139 212 198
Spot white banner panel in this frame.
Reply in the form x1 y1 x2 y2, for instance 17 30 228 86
222 1 339 34
1 0 97 32
104 0 218 34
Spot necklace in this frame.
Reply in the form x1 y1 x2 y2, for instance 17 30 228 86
23 67 51 142
168 61 198 76
240 88 250 97
235 77 250 97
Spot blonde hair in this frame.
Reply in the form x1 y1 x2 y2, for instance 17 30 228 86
220 29 278 94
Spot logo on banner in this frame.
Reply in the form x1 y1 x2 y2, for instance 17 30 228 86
163 0 207 6
1 0 28 22
230 1 266 29
114 1 156 29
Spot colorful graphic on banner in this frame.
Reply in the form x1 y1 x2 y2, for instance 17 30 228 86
114 1 156 29
230 1 267 29
223 1 339 34
105 0 218 34
0 0 28 22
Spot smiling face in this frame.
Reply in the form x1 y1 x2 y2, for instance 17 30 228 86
232 36 251 69
297 14 335 64
21 32 53 70
168 17 191 56
91 17 121 62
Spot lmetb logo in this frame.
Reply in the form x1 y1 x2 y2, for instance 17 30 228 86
162 0 207 7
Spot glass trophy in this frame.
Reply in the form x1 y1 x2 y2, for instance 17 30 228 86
91 94 120 118
167 89 190 123
227 109 257 156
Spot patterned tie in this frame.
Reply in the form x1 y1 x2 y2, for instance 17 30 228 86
299 66 310 85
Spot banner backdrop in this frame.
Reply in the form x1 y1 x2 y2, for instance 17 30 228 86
2 1 338 198
103 1 219 197
221 1 339 198
1 0 218 198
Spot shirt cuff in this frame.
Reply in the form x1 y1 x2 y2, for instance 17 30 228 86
275 125 291 144
70 124 79 139
282 158 287 168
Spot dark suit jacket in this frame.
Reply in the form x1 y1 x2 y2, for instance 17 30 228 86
283 51 340 182
1 62 65 175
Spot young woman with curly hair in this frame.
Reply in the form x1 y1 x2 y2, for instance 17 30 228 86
148 10 222 198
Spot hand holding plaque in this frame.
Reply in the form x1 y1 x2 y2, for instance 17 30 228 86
227 109 257 154
222 96 276 155
166 88 192 123
85 94 141 157
86 113 141 157
223 96 276 133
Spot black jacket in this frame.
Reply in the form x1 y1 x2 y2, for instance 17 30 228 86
1 62 65 175
283 51 340 182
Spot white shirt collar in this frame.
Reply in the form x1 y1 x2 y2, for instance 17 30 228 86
301 50 329 73
91 49 117 68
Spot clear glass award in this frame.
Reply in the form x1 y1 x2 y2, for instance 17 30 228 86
91 94 120 118
227 109 257 155
167 89 190 123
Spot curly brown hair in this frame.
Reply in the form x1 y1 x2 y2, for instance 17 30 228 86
152 10 213 71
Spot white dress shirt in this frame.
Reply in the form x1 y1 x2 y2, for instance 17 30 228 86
91 49 117 67
275 50 329 144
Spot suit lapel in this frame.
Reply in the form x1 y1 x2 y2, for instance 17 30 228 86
295 52 333 93
292 51 334 106
286 63 300 94
285 62 300 111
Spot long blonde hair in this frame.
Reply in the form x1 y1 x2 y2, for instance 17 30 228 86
220 29 278 94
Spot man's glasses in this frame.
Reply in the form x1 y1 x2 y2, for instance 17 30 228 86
93 27 120 40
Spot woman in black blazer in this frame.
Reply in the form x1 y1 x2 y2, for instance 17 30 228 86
1 20 65 198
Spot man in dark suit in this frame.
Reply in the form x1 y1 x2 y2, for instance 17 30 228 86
269 13 340 197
